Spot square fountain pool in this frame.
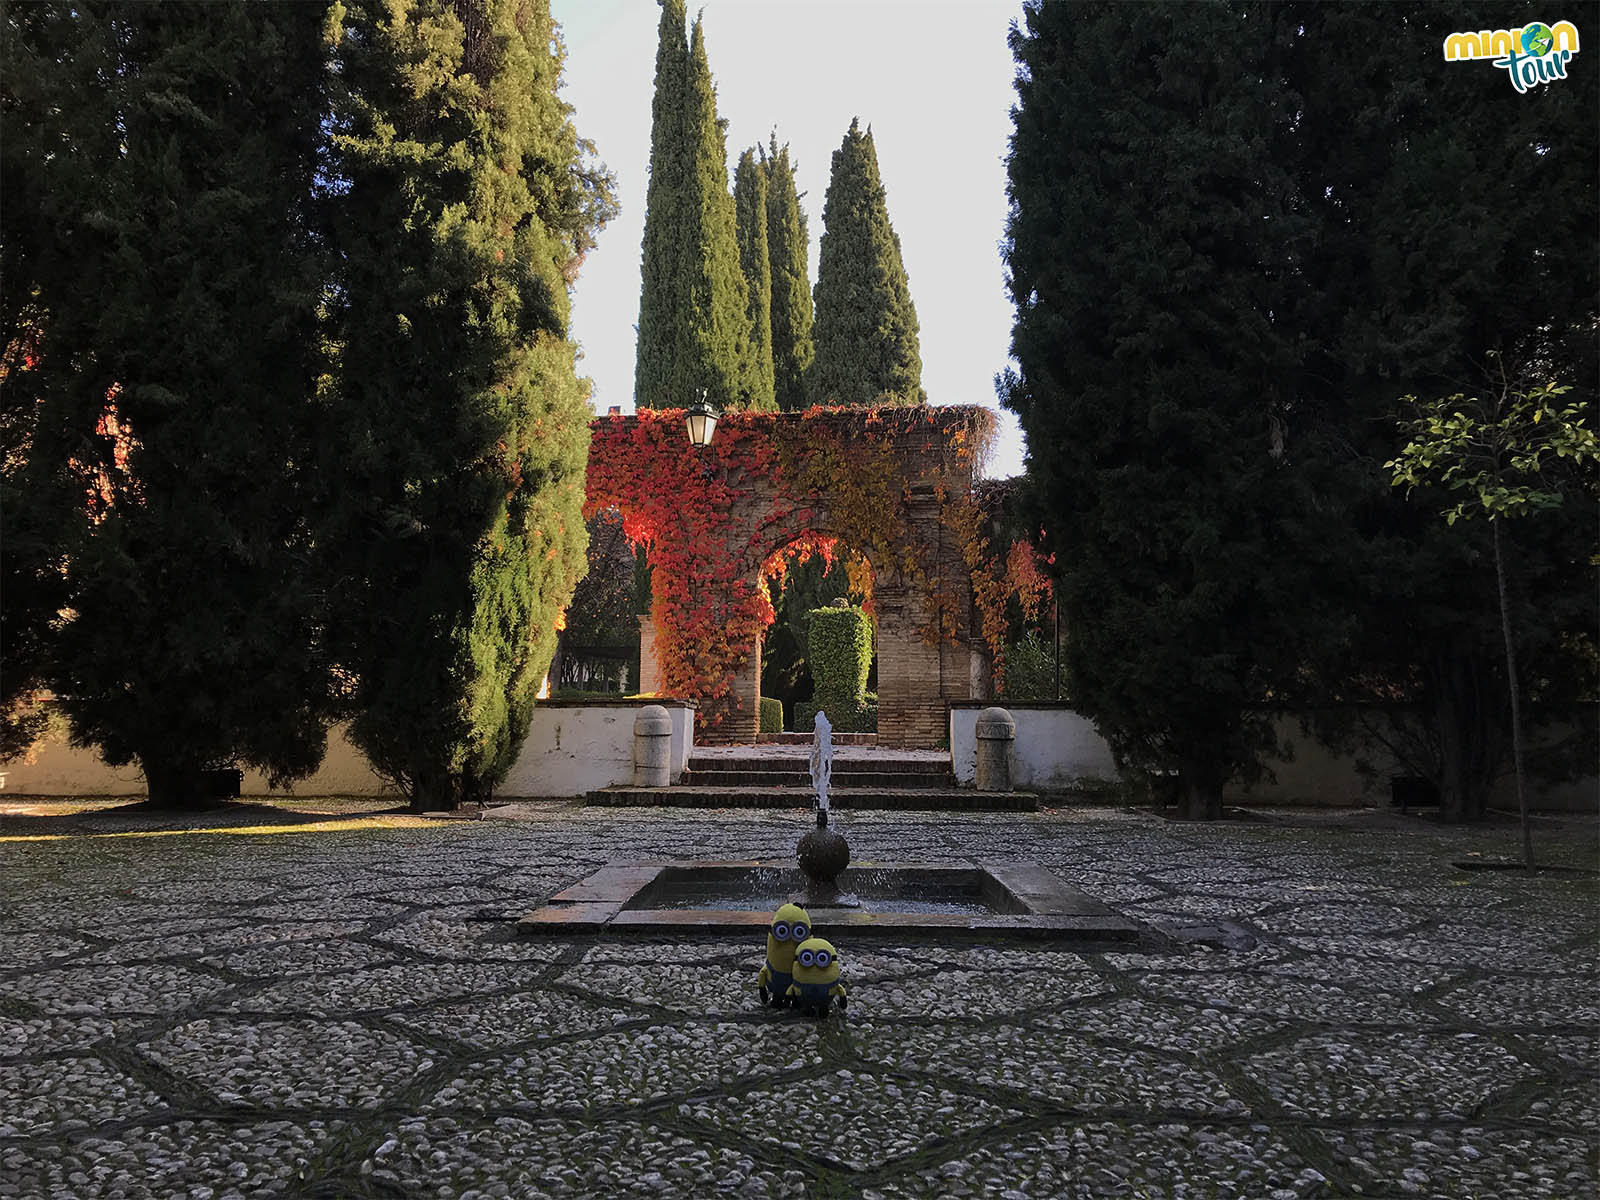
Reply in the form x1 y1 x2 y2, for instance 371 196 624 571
518 860 1139 941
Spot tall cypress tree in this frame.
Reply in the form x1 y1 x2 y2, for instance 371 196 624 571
809 119 923 407
678 16 760 410
734 149 775 411
325 0 614 811
5 1 333 804
633 0 689 411
1 1 115 760
634 4 757 411
1001 1 1319 819
764 136 814 412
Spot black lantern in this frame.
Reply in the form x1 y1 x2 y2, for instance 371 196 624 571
685 390 717 448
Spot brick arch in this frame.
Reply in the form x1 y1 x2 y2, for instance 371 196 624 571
586 406 992 746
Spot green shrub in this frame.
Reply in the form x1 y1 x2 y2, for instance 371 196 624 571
1000 629 1057 700
805 603 872 728
759 696 784 733
795 693 877 734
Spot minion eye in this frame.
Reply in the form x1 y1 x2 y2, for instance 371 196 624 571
791 923 808 941
798 949 815 967
772 921 789 940
815 950 831 968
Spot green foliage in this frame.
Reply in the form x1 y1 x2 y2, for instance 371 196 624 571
759 696 784 734
1001 2 1310 818
795 693 876 735
804 604 873 731
323 0 613 811
763 137 815 412
4 1 333 801
734 150 776 411
1389 377 1597 525
634 5 763 412
562 511 638 652
633 0 689 410
998 631 1057 701
1281 3 1599 822
808 120 923 407
1003 1 1598 821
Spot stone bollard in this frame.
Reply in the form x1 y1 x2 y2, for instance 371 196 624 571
975 706 1016 792
633 704 673 787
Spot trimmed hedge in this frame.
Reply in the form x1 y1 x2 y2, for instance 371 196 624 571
759 696 784 733
795 695 877 734
806 604 871 699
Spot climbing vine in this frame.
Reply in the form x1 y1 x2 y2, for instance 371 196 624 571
585 405 1032 734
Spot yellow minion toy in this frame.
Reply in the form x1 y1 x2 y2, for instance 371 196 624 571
786 936 846 1017
757 903 811 1008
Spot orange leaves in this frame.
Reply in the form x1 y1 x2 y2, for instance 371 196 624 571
585 405 997 730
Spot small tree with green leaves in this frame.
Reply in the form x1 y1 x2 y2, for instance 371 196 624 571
1388 365 1598 867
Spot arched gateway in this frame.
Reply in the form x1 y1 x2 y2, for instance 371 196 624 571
585 406 997 746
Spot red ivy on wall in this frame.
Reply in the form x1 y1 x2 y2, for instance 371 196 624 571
584 405 1027 733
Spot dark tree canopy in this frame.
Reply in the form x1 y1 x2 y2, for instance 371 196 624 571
734 149 776 412
808 119 924 407
3 1 333 803
1003 0 1598 820
323 0 613 810
1002 1 1327 818
763 137 815 412
1281 2 1599 820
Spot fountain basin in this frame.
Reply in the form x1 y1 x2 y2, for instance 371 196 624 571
517 860 1139 941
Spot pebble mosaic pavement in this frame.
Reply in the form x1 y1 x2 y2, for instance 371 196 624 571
0 798 1595 1199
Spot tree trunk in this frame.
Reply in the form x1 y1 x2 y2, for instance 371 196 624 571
143 761 215 810
1179 755 1226 820
407 769 462 813
1492 518 1534 869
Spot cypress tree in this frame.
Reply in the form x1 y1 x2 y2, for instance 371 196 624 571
809 120 923 407
734 149 776 411
1 1 112 759
5 1 332 804
1282 3 1599 821
1001 1 1318 819
324 0 614 811
679 16 760 410
764 136 814 412
633 0 690 411
634 4 758 411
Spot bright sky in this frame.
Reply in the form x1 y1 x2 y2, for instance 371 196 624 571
550 0 1029 479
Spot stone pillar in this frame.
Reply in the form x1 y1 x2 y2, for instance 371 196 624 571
633 705 673 787
637 613 660 695
723 632 761 744
875 584 946 748
975 706 1016 791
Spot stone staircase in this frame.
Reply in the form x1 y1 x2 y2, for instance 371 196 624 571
585 748 1038 811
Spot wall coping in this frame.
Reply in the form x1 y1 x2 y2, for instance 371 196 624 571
950 700 1076 711
539 697 698 709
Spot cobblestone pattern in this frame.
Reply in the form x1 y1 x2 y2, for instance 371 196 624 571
0 800 1595 1198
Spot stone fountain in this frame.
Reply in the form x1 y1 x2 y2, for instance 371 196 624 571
519 712 1138 941
793 711 854 907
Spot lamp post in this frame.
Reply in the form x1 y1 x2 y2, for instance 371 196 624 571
684 389 717 449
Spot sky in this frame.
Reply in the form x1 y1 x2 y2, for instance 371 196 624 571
549 0 1029 479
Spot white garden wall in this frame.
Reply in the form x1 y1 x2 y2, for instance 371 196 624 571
949 702 1597 811
0 700 695 799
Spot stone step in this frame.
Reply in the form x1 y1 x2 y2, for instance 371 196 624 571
583 785 1037 811
684 756 950 776
683 768 956 789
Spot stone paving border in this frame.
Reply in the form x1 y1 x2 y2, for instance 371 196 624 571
0 798 1595 1198
519 860 1139 940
